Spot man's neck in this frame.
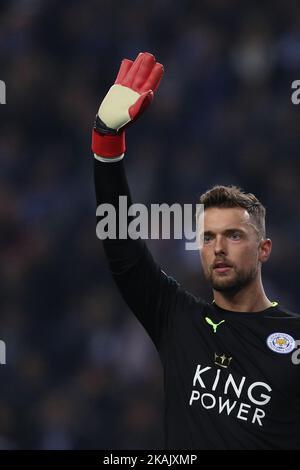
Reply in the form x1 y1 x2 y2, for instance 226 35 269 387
213 280 273 313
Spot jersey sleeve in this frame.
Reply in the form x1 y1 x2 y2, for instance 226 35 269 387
94 158 185 350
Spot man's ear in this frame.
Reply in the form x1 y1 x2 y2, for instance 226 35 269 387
259 238 272 263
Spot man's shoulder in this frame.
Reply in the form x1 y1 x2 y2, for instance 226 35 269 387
173 282 210 314
263 305 300 338
266 305 300 320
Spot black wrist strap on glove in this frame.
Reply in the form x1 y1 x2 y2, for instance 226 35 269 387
93 115 119 136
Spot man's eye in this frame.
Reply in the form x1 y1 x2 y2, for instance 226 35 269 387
204 235 212 243
230 233 241 240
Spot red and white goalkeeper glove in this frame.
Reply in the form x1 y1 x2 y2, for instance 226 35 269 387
92 52 164 162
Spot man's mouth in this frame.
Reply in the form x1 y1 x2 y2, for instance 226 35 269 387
213 262 232 273
214 266 231 273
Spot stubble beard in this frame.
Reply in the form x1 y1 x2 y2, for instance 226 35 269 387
206 264 258 295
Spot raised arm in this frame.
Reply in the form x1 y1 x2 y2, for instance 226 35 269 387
92 53 183 350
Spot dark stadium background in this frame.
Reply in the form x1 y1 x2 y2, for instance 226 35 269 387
0 0 300 449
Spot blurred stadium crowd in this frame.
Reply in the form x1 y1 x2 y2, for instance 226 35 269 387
0 0 300 449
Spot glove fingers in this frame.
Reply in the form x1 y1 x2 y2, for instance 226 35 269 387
122 52 156 90
140 62 164 93
115 59 133 84
128 90 153 121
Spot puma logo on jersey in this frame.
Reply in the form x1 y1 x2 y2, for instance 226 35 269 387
205 317 225 333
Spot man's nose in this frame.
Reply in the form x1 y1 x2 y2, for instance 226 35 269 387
214 235 227 255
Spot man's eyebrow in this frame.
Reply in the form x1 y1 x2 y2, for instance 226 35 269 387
203 228 247 235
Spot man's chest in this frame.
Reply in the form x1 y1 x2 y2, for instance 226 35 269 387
164 310 300 424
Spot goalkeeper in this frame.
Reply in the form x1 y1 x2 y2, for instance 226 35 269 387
92 52 300 450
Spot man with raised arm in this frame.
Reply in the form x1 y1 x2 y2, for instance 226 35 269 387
92 52 300 450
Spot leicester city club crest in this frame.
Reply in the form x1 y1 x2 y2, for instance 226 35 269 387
266 332 295 354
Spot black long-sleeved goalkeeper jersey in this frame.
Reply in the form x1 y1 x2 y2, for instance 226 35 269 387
94 158 300 450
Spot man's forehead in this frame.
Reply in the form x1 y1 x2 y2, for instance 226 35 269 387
203 207 252 231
